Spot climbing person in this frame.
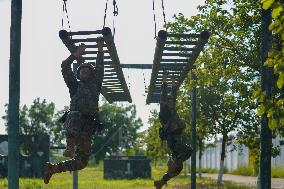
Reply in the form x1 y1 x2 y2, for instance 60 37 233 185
43 38 104 184
154 71 192 189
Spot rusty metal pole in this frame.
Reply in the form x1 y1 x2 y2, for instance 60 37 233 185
8 0 22 188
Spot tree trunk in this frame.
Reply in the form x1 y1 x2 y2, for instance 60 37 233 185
258 6 273 189
198 142 203 178
217 135 227 186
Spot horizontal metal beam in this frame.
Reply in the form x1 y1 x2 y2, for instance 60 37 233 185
120 64 153 69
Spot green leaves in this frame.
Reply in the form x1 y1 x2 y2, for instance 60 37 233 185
277 72 284 89
261 0 275 10
272 5 283 18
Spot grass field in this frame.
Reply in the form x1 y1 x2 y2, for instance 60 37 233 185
0 165 252 189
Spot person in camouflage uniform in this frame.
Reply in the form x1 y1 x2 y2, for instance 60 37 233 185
43 38 104 184
154 71 192 189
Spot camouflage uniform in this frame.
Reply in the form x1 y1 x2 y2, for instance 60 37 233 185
57 51 104 172
156 81 192 187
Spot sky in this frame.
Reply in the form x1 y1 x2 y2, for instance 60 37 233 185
0 0 205 134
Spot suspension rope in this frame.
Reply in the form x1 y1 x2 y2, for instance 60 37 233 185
142 70 147 95
161 0 167 31
113 0 118 16
61 0 72 33
152 0 157 38
103 0 118 28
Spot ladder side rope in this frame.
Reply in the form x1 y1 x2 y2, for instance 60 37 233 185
103 0 109 28
152 0 157 38
112 0 118 39
62 0 72 34
161 0 167 31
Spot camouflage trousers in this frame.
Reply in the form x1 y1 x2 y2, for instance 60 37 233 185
58 111 96 172
166 133 192 162
160 133 192 182
64 111 96 138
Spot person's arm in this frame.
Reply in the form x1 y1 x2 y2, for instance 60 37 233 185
160 71 168 109
61 54 77 96
171 77 178 101
61 43 86 96
94 38 104 92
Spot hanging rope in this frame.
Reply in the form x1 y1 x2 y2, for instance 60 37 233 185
112 0 118 16
103 0 109 28
103 0 118 39
142 70 147 95
152 0 157 38
161 0 167 31
103 0 118 27
61 0 72 33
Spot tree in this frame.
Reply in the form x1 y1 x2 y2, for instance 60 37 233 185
144 110 167 166
2 98 65 145
91 102 143 163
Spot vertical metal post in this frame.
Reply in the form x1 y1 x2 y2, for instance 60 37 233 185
72 171 78 189
8 0 22 188
258 6 273 189
191 72 197 189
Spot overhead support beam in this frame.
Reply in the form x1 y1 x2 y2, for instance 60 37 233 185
120 64 153 69
146 30 209 104
59 27 132 103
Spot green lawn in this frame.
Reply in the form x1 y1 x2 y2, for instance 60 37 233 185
0 165 252 189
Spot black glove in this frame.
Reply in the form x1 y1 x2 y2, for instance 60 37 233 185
58 111 70 124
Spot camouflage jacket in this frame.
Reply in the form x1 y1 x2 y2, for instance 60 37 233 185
61 52 104 116
159 82 185 133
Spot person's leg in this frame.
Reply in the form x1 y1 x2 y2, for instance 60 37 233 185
63 111 81 157
44 131 92 184
154 134 188 189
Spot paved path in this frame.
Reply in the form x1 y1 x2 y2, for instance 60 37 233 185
202 173 284 189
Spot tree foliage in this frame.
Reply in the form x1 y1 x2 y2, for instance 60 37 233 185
255 0 284 133
91 102 143 163
144 110 167 165
2 98 66 145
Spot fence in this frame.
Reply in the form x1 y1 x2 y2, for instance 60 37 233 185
191 137 284 171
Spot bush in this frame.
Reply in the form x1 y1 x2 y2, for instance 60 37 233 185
201 168 219 174
229 166 255 176
272 167 284 178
